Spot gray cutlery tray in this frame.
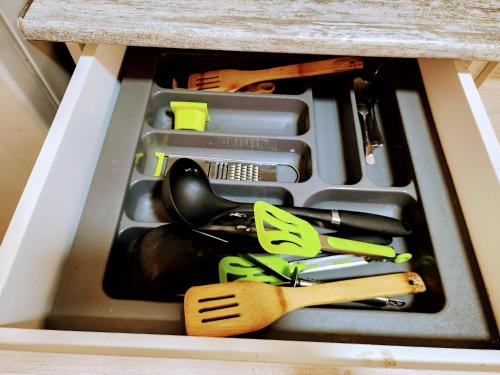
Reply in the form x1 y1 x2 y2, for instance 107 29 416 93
46 49 498 348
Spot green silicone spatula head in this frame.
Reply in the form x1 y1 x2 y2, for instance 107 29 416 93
254 201 412 261
254 201 321 257
218 255 291 284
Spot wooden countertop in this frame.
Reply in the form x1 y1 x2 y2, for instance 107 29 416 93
19 1 500 61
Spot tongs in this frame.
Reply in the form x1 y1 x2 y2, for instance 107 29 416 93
241 254 406 308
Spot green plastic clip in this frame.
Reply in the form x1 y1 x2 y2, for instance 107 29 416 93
134 152 144 166
154 152 166 177
170 101 210 131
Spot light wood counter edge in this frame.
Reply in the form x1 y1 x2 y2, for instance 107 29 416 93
0 349 496 374
18 0 500 61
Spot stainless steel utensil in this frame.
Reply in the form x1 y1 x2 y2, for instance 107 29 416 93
289 254 370 275
354 77 384 164
164 155 299 182
244 254 406 308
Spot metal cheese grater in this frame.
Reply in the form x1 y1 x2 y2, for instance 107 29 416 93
207 161 276 181
164 155 299 182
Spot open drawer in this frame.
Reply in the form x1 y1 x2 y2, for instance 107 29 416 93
0 44 499 370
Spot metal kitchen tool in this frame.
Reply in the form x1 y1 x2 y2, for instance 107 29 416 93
208 161 272 182
219 254 407 308
187 56 364 92
164 155 299 182
162 158 412 236
219 253 397 285
354 76 385 164
290 254 371 275
284 261 406 308
184 272 426 337
254 201 412 262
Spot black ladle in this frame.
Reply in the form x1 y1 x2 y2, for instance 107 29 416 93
161 158 412 236
136 224 235 295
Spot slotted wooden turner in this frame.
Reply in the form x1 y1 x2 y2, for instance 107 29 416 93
184 272 425 337
187 57 364 92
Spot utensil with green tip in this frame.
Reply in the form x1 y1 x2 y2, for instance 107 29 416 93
254 201 411 262
219 254 368 284
290 254 372 274
218 254 406 308
218 255 292 284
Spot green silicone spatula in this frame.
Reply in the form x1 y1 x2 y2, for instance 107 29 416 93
254 201 411 262
218 255 291 284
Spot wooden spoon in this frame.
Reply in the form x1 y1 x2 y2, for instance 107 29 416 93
184 272 425 337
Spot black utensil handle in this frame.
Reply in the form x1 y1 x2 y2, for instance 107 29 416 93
331 232 392 245
229 204 410 237
276 207 409 237
281 206 333 223
337 210 412 236
366 110 383 146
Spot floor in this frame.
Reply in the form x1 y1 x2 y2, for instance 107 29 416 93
0 64 498 243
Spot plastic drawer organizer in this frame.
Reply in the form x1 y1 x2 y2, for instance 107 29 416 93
47 49 497 348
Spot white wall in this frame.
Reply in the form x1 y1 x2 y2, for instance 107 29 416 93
479 66 500 141
0 4 71 241
0 61 47 241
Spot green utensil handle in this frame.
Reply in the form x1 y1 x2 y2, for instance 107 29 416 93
319 235 396 258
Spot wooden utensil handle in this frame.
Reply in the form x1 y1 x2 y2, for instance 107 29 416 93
255 57 364 81
282 272 425 311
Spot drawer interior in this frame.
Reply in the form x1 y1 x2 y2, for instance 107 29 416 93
43 49 497 347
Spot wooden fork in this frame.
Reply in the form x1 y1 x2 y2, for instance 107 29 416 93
187 56 364 92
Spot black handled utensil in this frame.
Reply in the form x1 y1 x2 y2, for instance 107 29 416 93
161 158 412 236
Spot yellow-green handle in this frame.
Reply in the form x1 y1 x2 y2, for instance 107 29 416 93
320 235 396 258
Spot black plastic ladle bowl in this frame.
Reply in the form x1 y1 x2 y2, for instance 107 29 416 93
161 158 412 236
161 158 247 227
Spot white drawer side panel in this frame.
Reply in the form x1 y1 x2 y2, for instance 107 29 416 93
0 44 126 325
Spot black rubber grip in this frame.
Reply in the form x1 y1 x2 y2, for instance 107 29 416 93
227 204 410 237
331 232 392 245
282 207 333 223
338 210 412 237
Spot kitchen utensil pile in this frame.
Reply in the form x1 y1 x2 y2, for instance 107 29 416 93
134 57 427 337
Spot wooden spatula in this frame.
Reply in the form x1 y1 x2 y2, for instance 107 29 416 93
187 57 364 92
184 272 425 337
